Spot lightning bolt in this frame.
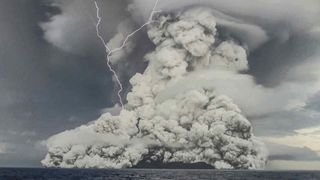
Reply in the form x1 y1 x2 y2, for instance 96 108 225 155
93 0 160 109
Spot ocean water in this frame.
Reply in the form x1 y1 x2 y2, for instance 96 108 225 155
0 168 319 180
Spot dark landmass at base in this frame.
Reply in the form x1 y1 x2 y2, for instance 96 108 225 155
133 161 214 169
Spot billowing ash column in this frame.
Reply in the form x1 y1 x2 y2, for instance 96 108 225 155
41 8 267 169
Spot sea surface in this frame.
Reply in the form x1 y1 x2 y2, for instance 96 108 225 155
0 168 319 180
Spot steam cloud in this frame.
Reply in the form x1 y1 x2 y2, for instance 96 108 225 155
42 8 267 169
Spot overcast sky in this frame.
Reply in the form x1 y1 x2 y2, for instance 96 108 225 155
0 0 320 168
0 0 116 166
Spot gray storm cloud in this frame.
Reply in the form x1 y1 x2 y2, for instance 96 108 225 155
41 0 130 55
42 8 267 169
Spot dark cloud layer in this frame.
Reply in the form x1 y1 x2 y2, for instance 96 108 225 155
0 0 114 166
266 142 320 161
249 34 320 86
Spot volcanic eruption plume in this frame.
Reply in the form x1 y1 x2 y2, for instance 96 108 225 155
41 6 268 169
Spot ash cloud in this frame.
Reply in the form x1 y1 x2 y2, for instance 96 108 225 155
41 0 320 168
42 8 268 169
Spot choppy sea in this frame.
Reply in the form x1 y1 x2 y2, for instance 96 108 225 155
0 168 319 180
